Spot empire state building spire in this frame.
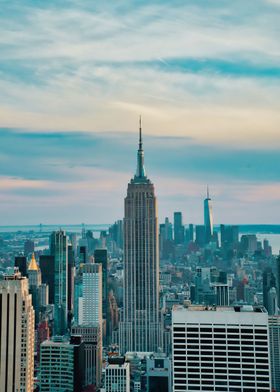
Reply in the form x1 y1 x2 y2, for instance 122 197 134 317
119 117 161 353
135 116 146 180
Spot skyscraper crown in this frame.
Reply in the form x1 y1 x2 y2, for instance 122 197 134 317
132 116 150 184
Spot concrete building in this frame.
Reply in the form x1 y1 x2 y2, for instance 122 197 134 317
172 305 271 392
40 336 84 392
0 270 35 392
104 357 130 392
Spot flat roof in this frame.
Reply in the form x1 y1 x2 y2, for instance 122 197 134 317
173 305 267 314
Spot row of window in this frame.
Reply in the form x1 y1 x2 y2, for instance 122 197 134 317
174 327 267 334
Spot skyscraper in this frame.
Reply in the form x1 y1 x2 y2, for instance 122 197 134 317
172 305 271 392
204 186 214 243
14 255 27 276
39 255 55 303
263 267 276 314
50 230 68 335
276 255 280 309
40 336 84 392
94 248 108 339
269 315 280 392
0 270 35 392
104 357 130 392
174 212 184 244
71 325 102 388
28 253 42 323
74 263 102 326
120 118 160 353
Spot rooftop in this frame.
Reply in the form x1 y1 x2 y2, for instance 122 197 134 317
173 304 267 314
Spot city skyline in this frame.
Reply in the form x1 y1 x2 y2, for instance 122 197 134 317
1 2 280 391
1 0 280 224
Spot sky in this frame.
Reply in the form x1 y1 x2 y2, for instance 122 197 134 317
0 0 280 225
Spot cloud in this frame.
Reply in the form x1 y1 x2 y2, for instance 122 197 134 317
0 0 280 147
0 1 279 224
0 129 279 224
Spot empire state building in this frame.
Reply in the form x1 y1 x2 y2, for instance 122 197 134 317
119 119 160 353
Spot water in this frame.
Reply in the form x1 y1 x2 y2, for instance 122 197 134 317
1 224 280 255
0 224 109 233
254 234 280 256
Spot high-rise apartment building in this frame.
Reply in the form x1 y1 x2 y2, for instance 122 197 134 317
204 186 214 243
50 230 68 335
0 271 35 392
40 336 84 392
269 315 280 392
172 305 271 392
119 119 160 353
104 357 130 392
74 263 102 327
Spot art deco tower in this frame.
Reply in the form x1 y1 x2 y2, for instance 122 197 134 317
204 186 214 243
120 118 160 353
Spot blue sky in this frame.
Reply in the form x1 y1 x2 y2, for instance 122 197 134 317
0 0 279 224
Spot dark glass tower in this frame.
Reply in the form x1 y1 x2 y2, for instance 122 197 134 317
50 230 68 335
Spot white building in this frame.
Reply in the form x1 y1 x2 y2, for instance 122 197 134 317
0 270 35 392
172 305 271 392
104 357 130 392
75 263 102 326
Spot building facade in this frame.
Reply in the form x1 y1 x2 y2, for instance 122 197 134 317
120 120 160 353
40 336 84 392
0 271 34 392
50 230 68 335
74 263 102 327
104 357 130 392
172 305 271 392
71 325 102 388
